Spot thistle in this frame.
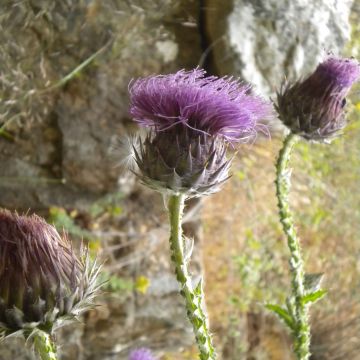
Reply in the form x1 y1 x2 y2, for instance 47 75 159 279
276 56 360 142
127 68 272 359
129 69 271 197
271 56 360 360
0 211 101 360
129 348 156 360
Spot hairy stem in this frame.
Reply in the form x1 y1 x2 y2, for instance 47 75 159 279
168 194 216 360
275 133 310 360
33 330 57 360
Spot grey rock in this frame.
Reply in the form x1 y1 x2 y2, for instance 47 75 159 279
205 0 353 94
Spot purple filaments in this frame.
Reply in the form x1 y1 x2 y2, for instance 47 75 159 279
128 68 272 196
129 69 272 143
0 210 100 337
314 56 360 88
276 56 360 141
128 348 156 360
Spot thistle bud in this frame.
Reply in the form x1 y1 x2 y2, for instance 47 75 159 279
133 128 231 196
0 211 100 339
129 348 155 360
128 69 272 197
276 56 360 142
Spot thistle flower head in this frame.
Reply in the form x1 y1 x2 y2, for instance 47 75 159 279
128 69 272 196
130 68 271 142
0 211 101 339
275 56 360 142
129 348 155 360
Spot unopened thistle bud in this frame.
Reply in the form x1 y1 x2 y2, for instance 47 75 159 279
128 69 272 197
0 211 101 339
275 56 360 142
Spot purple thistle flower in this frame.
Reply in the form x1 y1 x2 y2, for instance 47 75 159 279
128 69 272 196
129 69 271 142
129 348 155 360
275 56 360 142
0 211 101 338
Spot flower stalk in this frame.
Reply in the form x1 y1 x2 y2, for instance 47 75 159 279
275 132 310 359
126 68 272 359
33 331 57 360
168 194 216 360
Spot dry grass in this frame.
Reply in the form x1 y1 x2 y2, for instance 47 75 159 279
202 104 360 359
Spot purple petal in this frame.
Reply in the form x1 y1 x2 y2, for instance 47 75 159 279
314 56 360 88
129 69 272 143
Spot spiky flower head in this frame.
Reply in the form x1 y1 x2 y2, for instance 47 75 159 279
128 68 272 197
129 348 156 360
275 56 360 142
0 211 101 339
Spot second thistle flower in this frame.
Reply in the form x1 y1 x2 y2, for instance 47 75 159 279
276 56 360 142
128 69 272 196
0 211 101 339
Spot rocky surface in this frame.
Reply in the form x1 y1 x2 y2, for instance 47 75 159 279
0 0 353 210
205 0 353 94
0 0 202 210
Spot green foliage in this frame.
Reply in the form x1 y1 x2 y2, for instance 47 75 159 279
97 271 152 296
48 192 124 240
231 228 286 312
98 270 134 293
293 103 360 238
301 290 327 305
265 304 294 330
89 191 125 217
48 207 94 240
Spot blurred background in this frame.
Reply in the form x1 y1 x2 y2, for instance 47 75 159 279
0 0 359 359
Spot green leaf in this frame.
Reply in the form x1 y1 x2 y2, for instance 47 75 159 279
194 278 203 296
302 289 327 304
265 304 294 330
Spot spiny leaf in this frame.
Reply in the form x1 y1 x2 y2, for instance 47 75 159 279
304 272 324 293
302 289 327 304
194 278 203 296
265 304 295 330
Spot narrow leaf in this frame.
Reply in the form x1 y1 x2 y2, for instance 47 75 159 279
302 289 327 304
194 277 203 296
265 304 294 330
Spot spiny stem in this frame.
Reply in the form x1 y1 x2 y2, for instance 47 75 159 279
275 133 310 360
33 331 57 360
168 194 216 360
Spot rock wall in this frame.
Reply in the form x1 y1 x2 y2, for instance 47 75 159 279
0 0 202 210
205 0 353 94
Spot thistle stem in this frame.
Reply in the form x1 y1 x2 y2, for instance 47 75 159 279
168 194 216 360
275 133 310 360
33 330 57 360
